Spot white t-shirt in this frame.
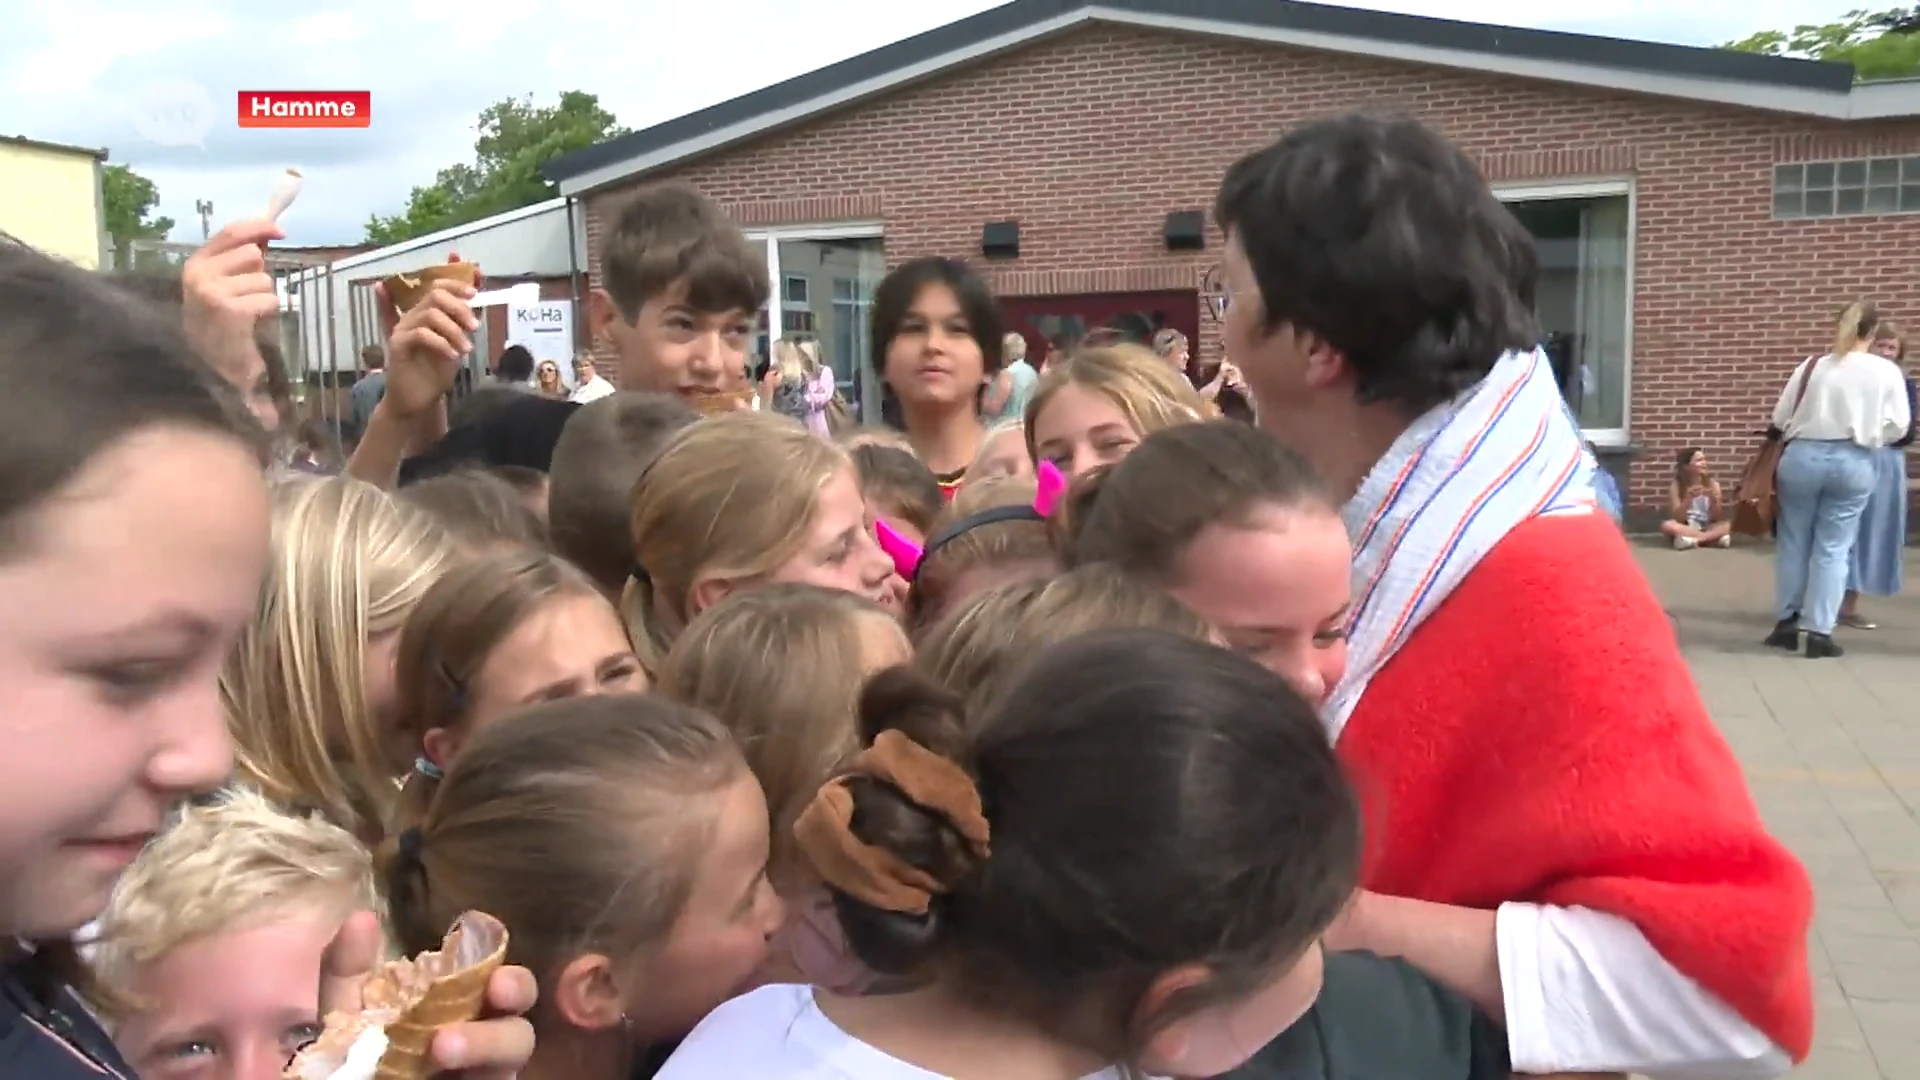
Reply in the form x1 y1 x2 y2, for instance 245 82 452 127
653 983 1134 1080
1772 350 1911 448
570 376 615 404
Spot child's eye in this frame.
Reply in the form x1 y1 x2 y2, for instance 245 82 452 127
164 1039 215 1060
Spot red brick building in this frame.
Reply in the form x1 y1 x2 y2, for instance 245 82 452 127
545 0 1920 515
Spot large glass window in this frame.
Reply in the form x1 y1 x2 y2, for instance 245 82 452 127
771 236 885 421
1502 191 1630 434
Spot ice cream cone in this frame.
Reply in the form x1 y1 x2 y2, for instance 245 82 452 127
284 911 508 1080
381 261 480 317
686 388 752 417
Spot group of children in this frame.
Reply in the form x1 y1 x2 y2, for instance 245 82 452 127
0 110 1814 1080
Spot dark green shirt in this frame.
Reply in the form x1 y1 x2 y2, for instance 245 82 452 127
1222 952 1510 1080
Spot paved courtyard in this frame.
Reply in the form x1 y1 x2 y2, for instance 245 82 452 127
1639 541 1920 1079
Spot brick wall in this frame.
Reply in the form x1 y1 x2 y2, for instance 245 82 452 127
581 24 1920 511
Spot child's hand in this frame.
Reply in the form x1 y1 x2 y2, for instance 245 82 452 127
318 912 538 1079
380 278 476 420
180 219 284 389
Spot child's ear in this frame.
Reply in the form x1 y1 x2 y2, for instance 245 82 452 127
587 289 624 340
686 575 736 618
421 727 458 770
551 952 627 1031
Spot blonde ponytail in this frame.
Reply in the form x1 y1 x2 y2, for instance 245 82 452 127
1833 300 1882 358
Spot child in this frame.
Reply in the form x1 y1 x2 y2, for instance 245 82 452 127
625 412 900 671
380 694 785 1079
655 630 1361 1079
1025 342 1206 479
904 476 1059 633
1662 447 1732 550
222 475 465 842
849 443 944 547
837 425 916 455
390 550 646 832
960 419 1032 487
590 183 770 401
657 584 912 993
871 258 1004 499
547 391 700 597
915 563 1214 718
1059 420 1350 706
90 789 380 1080
399 467 549 554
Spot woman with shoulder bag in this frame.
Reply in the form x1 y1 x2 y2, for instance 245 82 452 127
1767 301 1913 657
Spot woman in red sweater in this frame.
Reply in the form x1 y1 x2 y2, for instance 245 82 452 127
1194 113 1813 1077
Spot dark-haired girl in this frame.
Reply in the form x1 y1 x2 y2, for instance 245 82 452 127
0 240 534 1080
656 629 1361 1079
872 257 1004 500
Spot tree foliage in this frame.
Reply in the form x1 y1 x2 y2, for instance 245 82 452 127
101 163 175 269
1722 7 1920 80
365 91 626 245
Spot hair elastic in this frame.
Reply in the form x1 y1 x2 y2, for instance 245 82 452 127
395 825 426 867
412 756 444 781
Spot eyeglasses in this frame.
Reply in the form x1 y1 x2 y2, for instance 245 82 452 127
1203 287 1231 323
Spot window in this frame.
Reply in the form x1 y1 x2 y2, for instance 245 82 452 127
781 310 815 334
1500 187 1631 435
745 231 884 420
783 275 810 307
831 276 873 396
1774 157 1920 218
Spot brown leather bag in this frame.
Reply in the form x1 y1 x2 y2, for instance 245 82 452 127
1731 356 1820 537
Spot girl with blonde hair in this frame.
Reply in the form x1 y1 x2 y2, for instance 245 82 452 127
624 412 900 672
1025 342 1208 478
658 584 911 994
223 475 464 842
390 550 646 834
764 337 838 437
961 418 1032 486
903 475 1059 632
1767 300 1912 657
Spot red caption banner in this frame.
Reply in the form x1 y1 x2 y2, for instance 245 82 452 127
237 91 372 129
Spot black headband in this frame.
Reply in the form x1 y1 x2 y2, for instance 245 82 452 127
913 504 1046 583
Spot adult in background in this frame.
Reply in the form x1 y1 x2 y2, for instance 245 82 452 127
1215 112 1811 1076
351 344 388 441
1767 301 1912 656
981 330 1038 425
570 354 616 403
1838 319 1917 629
492 345 537 391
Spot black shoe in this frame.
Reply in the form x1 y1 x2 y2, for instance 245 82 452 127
1764 618 1800 650
1803 631 1844 659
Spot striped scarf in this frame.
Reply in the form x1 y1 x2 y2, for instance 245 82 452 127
1324 348 1596 739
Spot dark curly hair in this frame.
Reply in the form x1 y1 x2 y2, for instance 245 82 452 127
1214 112 1540 416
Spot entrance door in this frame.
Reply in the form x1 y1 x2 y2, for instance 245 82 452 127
999 291 1199 368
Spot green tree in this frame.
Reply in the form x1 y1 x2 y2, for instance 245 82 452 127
1722 7 1920 80
366 91 626 244
101 163 175 269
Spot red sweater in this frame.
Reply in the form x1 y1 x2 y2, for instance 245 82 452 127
1337 513 1814 1060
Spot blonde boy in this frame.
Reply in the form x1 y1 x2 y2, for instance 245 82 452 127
89 789 380 1080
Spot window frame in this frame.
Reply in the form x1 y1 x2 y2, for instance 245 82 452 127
1773 156 1920 219
1492 177 1636 447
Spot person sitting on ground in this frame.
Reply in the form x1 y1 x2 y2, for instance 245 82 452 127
1660 447 1732 550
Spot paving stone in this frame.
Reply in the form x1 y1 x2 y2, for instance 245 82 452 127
1633 542 1920 1079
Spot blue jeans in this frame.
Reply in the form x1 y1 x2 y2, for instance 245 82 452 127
1774 438 1876 634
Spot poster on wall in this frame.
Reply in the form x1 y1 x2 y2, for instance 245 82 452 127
507 301 575 374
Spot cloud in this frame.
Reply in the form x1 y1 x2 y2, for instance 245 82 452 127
0 0 1876 245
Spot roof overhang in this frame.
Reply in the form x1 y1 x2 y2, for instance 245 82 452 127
550 1 1901 198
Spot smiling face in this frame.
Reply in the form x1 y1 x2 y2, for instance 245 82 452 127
882 283 987 412
593 280 754 402
0 427 268 938
1165 504 1352 706
114 906 339 1080
762 466 902 613
1030 382 1142 480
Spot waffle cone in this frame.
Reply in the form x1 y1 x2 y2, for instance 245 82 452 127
686 388 753 417
381 262 480 316
284 911 508 1080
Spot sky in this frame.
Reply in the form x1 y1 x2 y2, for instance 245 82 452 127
0 0 1872 248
